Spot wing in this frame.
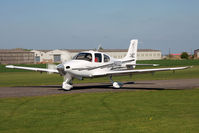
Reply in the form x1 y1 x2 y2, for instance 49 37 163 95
6 65 59 73
93 66 191 77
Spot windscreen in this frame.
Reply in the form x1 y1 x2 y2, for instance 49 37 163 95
73 53 92 62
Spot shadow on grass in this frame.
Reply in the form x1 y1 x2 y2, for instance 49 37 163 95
14 85 61 88
14 81 183 91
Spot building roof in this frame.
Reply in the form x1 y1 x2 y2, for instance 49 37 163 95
31 50 51 53
1 49 161 53
66 49 161 53
0 48 32 53
32 49 70 53
171 53 181 56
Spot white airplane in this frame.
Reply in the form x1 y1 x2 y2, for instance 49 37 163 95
6 40 191 90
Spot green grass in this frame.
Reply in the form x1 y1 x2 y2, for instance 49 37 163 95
0 59 199 133
0 72 62 87
0 89 199 133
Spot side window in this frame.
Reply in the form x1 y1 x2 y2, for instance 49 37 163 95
94 53 102 63
104 54 110 62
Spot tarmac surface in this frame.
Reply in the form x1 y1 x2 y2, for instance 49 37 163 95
0 78 199 98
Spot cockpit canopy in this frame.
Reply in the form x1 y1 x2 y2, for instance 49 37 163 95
73 53 92 62
73 52 110 63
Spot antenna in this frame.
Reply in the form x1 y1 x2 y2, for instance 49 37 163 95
97 44 102 51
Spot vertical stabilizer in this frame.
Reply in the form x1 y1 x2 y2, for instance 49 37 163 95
123 39 138 64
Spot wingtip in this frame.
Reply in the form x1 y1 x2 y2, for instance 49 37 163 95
153 64 159 67
5 65 14 68
185 66 193 69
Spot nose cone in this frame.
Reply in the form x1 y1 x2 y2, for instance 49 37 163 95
57 64 66 75
57 64 64 71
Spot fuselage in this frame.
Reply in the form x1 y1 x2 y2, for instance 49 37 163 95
59 50 121 78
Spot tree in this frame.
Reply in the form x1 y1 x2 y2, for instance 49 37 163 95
181 52 189 59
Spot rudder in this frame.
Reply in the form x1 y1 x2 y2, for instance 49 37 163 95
124 39 138 63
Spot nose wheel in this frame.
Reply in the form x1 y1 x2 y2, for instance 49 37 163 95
62 73 73 91
109 75 123 88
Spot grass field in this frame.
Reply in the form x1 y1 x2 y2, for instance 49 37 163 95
0 89 199 133
0 59 199 133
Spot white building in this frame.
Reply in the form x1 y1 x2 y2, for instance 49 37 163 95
31 49 162 63
137 49 162 60
194 49 199 59
31 50 72 63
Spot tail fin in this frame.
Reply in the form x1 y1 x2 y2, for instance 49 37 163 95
123 39 138 64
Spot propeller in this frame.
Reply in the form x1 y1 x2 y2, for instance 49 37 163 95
56 63 67 76
47 64 57 74
47 54 71 75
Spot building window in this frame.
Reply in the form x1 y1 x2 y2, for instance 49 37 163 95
54 54 61 62
35 56 40 62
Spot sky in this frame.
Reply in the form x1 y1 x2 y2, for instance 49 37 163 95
0 0 199 54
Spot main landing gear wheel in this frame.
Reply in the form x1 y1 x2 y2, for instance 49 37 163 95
109 75 124 88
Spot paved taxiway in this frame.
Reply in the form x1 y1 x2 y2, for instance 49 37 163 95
0 78 199 98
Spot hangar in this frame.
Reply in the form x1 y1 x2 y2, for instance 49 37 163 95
0 49 34 64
